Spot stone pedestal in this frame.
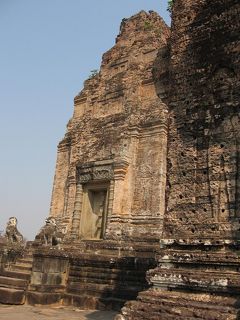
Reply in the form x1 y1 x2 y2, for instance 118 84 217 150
27 252 69 305
118 241 240 319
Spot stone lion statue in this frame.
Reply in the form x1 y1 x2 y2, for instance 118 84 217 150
5 217 23 243
35 217 65 246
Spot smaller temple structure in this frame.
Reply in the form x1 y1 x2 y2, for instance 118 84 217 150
49 10 170 243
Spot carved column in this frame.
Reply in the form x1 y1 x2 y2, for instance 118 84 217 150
70 183 83 239
112 159 129 215
107 180 115 217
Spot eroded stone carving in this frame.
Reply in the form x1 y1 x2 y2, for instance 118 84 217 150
78 164 114 184
5 217 23 243
35 217 65 246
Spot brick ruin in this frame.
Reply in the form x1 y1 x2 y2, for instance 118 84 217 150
0 1 240 319
49 10 170 243
117 0 240 319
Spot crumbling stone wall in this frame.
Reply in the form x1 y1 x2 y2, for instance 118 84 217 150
116 1 240 319
164 0 240 241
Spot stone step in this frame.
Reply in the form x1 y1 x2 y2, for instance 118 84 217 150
69 269 147 281
69 267 146 276
126 299 239 320
0 287 26 304
26 290 63 306
10 264 32 272
11 261 33 268
68 276 147 287
17 257 33 264
165 267 240 276
1 270 31 280
120 289 240 320
0 276 28 289
67 282 144 300
68 257 153 269
63 292 125 310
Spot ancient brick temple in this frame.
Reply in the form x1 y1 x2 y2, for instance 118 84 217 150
117 0 240 319
0 1 240 319
49 10 170 242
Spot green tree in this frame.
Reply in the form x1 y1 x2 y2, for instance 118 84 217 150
167 0 175 14
88 69 98 79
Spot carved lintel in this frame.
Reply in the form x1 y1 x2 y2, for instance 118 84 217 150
78 173 92 183
77 158 129 183
93 165 114 180
77 162 114 183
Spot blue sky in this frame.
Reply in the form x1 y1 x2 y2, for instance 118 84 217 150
0 0 170 240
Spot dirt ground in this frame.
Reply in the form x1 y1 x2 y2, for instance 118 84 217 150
0 304 117 320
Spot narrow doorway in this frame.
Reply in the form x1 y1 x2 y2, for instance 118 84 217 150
80 184 109 239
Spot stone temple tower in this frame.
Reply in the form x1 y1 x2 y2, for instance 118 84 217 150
0 1 240 316
49 11 170 243
118 0 240 318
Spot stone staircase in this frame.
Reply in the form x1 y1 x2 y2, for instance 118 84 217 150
120 289 240 320
0 249 33 304
117 243 240 319
0 240 158 309
62 241 158 310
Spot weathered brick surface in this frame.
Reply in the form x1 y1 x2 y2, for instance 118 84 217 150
164 0 240 240
116 0 240 319
50 11 170 242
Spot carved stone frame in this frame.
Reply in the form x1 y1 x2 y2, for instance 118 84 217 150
71 160 115 239
80 182 110 239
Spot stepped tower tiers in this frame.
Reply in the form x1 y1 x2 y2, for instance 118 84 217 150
118 0 240 319
0 11 172 310
50 11 170 242
1 2 239 315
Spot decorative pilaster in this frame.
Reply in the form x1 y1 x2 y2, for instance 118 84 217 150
107 180 115 217
70 183 83 239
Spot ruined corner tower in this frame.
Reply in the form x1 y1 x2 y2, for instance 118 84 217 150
50 11 170 243
119 0 240 319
